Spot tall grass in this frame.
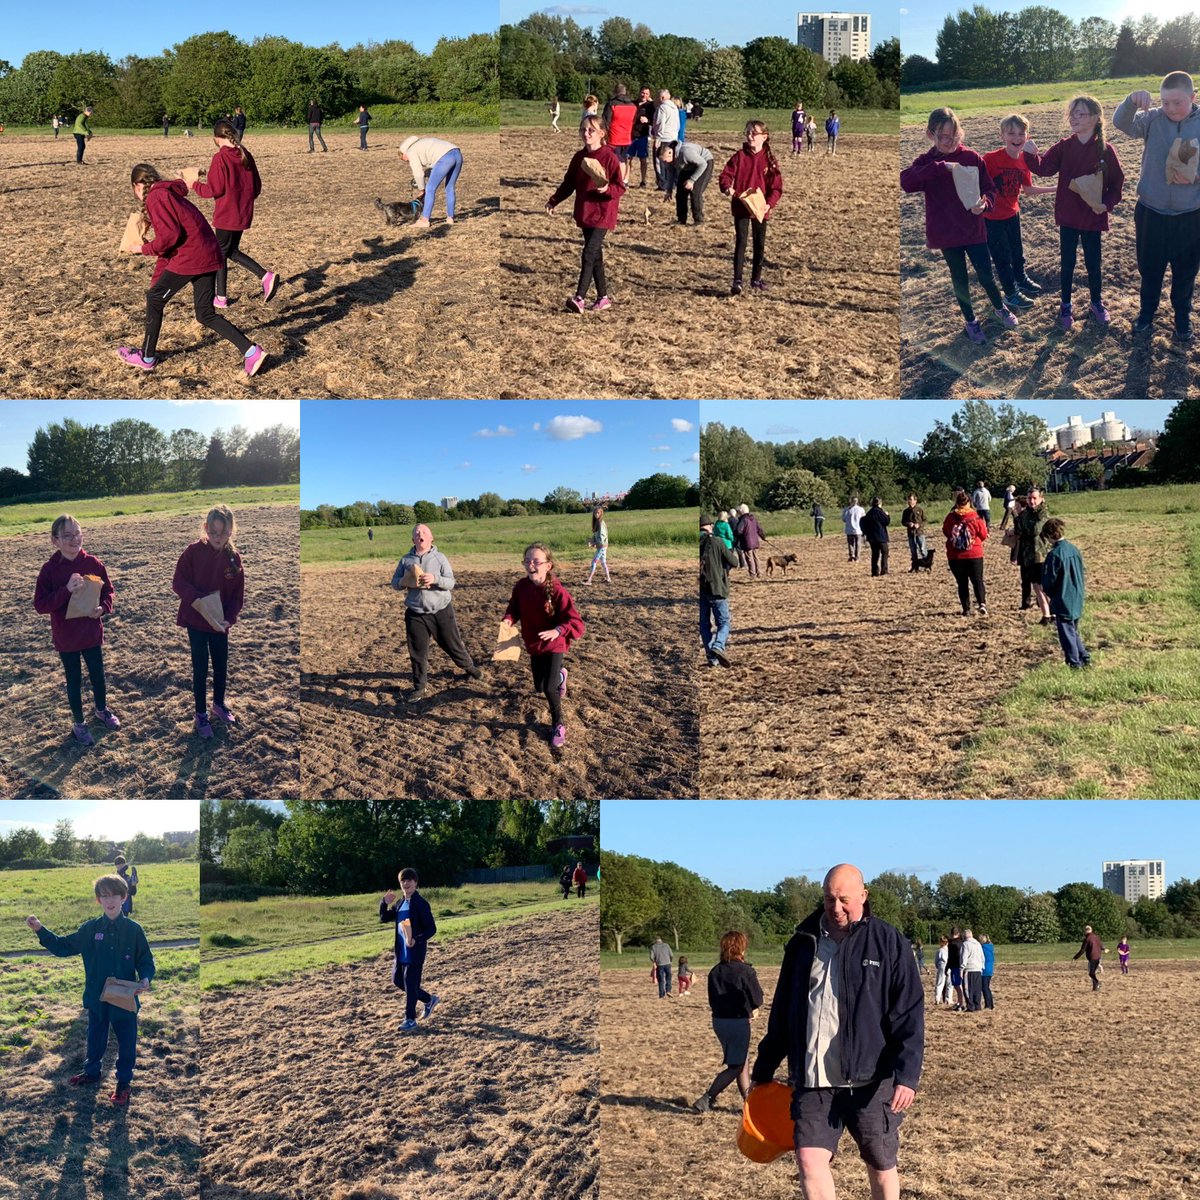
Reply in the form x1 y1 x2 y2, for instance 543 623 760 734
901 75 1161 122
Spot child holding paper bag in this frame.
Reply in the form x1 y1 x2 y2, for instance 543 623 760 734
172 504 244 739
719 120 783 295
33 514 119 746
380 867 439 1033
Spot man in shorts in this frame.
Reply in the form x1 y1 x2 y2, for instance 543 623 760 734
750 863 924 1200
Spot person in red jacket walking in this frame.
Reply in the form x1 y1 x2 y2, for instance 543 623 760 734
33 514 120 746
942 489 990 617
547 116 627 312
718 120 783 295
171 504 245 739
118 163 267 377
572 862 588 899
190 119 279 311
501 543 585 749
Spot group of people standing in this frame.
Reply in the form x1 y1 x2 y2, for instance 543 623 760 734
933 927 995 1011
698 505 765 668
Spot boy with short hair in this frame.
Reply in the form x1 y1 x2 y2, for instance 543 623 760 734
380 867 439 1032
1113 71 1200 341
25 874 154 1106
1040 517 1091 669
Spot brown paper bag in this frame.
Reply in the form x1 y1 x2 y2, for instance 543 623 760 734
581 156 609 184
739 187 769 221
100 977 140 1012
1167 137 1199 185
399 561 425 589
65 574 103 619
177 166 205 186
1069 171 1106 213
119 211 150 253
192 591 227 631
399 918 413 945
494 620 522 662
951 163 981 210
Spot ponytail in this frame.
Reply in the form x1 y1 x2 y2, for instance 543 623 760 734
130 162 163 222
213 118 249 169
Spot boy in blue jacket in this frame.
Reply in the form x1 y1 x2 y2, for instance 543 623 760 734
1041 517 1091 668
25 873 155 1106
380 867 439 1032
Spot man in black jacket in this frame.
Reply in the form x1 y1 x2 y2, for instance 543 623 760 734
380 867 439 1031
306 99 328 152
750 863 924 1200
700 513 738 667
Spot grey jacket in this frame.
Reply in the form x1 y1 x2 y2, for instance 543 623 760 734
649 940 673 966
1112 97 1200 216
391 547 456 613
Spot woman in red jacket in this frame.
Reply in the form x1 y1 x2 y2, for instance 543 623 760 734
546 115 627 313
190 119 279 311
118 163 267 377
502 543 585 749
718 120 783 295
942 488 990 616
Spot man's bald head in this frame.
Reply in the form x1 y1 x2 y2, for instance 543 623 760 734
412 524 433 554
823 863 868 937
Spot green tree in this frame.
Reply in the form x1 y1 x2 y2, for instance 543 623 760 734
623 35 705 97
223 824 281 883
429 32 498 104
0 51 65 123
125 833 169 863
742 38 827 110
865 882 903 928
1 827 49 861
103 418 168 493
1153 399 1200 483
959 884 1024 944
1075 17 1116 77
832 57 883 108
167 428 207 490
870 38 901 87
50 819 79 861
761 467 837 512
48 51 117 119
501 25 557 99
543 486 584 513
652 861 716 949
918 401 1047 491
162 32 251 125
624 473 693 509
1110 21 1141 74
934 871 981 918
1015 6 1077 83
699 423 776 512
1163 877 1200 925
687 46 746 108
1009 892 1061 943
109 54 172 128
1129 896 1170 937
412 500 439 523
1055 881 1126 943
599 850 658 952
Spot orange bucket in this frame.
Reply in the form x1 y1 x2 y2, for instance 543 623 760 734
736 1081 795 1163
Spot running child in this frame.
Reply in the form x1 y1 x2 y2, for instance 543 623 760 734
791 102 806 155
718 120 783 295
190 119 279 311
1023 96 1124 329
171 504 244 738
379 867 439 1033
25 873 154 1106
585 506 610 585
501 543 585 749
33 514 119 746
901 107 1018 343
118 163 267 375
546 114 626 313
825 109 840 155
1118 936 1130 974
678 956 694 993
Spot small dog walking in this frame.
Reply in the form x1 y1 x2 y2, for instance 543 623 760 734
375 197 419 225
766 553 798 576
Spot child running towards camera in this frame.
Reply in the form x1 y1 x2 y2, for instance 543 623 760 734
190 119 279 311
171 505 244 739
1022 96 1124 329
547 114 627 313
901 106 1017 344
118 163 267 376
502 543 585 749
718 120 783 295
380 867 439 1033
585 506 610 585
33 514 119 746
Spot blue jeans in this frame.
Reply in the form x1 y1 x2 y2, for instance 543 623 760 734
700 593 730 658
656 964 672 996
308 123 327 152
359 125 368 149
1055 616 1090 667
85 1005 138 1084
907 531 926 565
423 148 463 220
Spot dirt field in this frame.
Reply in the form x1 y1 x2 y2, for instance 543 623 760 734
499 128 899 399
901 108 1198 399
0 506 299 799
0 131 500 398
301 559 696 799
601 958 1200 1200
201 904 598 1199
699 533 1055 799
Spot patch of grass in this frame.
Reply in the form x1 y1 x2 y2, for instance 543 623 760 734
901 75 1162 123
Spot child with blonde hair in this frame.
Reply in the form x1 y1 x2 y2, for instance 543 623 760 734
718 120 783 295
585 506 610 585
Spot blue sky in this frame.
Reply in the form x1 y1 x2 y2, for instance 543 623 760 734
4 2 497 64
300 401 699 507
0 801 201 840
0 401 299 474
699 400 1176 449
503 4 899 52
600 801 1200 893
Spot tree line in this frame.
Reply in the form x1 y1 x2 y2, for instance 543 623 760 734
0 31 498 127
0 418 299 502
903 7 1200 89
0 820 197 870
502 16 900 111
600 851 1200 953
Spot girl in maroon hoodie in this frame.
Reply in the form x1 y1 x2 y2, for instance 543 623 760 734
718 120 783 295
190 120 279 311
171 504 245 739
33 514 119 746
546 115 626 313
501 543 585 749
118 163 267 377
901 107 1017 344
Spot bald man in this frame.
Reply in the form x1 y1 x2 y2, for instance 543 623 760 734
750 864 924 1200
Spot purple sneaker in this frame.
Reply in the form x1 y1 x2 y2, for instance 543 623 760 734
262 271 280 301
211 702 238 726
94 708 120 730
195 713 214 739
1088 301 1110 326
565 295 585 313
550 723 567 749
589 296 612 311
751 279 768 291
994 307 1018 329
117 347 155 371
963 320 986 344
558 667 569 699
213 295 228 310
244 345 268 377
1058 302 1074 330
72 723 94 746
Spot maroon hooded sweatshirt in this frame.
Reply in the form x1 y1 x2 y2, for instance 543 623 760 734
34 550 114 653
1023 134 1124 233
901 144 998 249
172 540 245 632
503 576 585 655
191 144 262 231
718 145 784 220
549 144 626 230
141 179 223 283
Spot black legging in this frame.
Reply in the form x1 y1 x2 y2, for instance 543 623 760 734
143 270 253 361
187 626 228 713
214 228 267 299
577 226 608 300
530 651 565 727
733 216 766 283
73 133 86 163
941 243 1004 321
1059 226 1103 305
949 558 986 611
60 646 106 723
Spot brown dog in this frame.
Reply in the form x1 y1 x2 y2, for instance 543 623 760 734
766 553 798 576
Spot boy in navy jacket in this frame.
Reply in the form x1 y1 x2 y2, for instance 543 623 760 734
380 867 439 1031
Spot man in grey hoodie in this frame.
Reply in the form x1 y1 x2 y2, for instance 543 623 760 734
649 935 674 997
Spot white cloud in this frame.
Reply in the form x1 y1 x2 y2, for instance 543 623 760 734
652 444 671 452
899 6 909 14
521 463 538 474
457 461 472 469
765 424 801 436
687 452 700 463
546 415 603 441
532 422 541 432
658 462 673 468
474 425 516 438
671 418 695 432
542 4 608 13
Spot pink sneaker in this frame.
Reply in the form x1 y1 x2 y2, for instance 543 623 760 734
94 708 120 729
194 713 214 739
262 272 279 302
213 295 228 309
550 723 567 748
565 295 585 313
72 723 94 746
211 702 238 726
244 345 267 377
589 296 612 311
117 347 155 370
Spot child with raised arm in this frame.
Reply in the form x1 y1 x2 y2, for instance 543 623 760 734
380 868 439 1033
26 873 154 1106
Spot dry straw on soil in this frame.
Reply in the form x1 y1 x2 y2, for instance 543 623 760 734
0 505 299 799
0 132 500 398
901 108 1198 398
500 128 899 398
301 559 697 799
601 958 1200 1200
202 905 598 1200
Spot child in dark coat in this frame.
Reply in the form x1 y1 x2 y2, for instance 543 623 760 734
380 867 439 1031
1040 517 1091 668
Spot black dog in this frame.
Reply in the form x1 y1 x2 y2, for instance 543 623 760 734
912 549 936 572
375 197 418 225
766 553 798 576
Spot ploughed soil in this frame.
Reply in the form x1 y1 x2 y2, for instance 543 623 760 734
699 531 1053 799
600 958 1200 1199
901 107 1198 399
0 506 299 799
201 904 598 1200
300 559 697 799
500 127 899 399
0 131 500 398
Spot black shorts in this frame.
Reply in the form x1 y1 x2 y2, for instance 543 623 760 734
1020 561 1042 587
792 1078 904 1170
